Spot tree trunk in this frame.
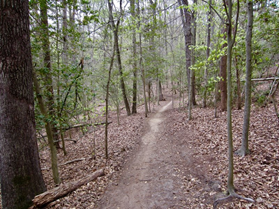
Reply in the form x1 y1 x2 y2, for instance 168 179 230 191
0 1 47 208
220 24 228 112
40 0 60 150
192 0 197 106
203 0 212 108
235 56 242 110
159 81 164 101
108 0 131 116
137 0 148 117
226 0 235 194
33 73 61 185
220 53 227 111
178 0 193 119
131 0 137 114
239 0 253 156
225 0 239 195
62 0 68 65
105 32 116 159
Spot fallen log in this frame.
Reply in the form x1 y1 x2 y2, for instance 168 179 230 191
251 77 279 81
59 158 86 166
30 169 105 208
64 121 112 131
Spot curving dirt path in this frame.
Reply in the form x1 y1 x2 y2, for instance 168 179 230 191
96 101 215 209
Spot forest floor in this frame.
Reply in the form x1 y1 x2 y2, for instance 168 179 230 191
38 91 278 209
1 91 278 209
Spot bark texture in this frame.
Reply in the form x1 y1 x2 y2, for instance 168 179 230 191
0 1 46 208
220 43 227 112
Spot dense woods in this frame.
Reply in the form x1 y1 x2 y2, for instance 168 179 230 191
0 0 279 208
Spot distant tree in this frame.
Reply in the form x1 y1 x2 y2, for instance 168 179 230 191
108 0 131 116
178 0 193 119
131 0 138 114
203 0 212 108
0 0 46 208
39 0 61 185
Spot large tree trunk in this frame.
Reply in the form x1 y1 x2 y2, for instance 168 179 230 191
239 0 253 156
0 1 47 208
108 0 131 116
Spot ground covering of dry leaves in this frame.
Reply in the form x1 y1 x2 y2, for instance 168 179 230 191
39 106 146 208
165 102 279 208
0 95 278 209
40 97 278 209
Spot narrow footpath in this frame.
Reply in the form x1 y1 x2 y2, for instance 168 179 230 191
96 101 204 209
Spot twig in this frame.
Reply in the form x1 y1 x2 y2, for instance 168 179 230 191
54 138 77 143
41 158 86 170
59 158 85 166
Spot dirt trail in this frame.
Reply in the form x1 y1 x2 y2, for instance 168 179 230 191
96 101 200 209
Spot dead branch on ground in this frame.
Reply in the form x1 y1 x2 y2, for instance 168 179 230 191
30 169 104 208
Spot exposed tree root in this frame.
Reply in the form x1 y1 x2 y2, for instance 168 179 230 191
235 148 251 157
213 192 255 209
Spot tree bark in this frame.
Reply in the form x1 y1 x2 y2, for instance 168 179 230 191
220 40 227 112
239 0 253 156
235 56 242 109
0 1 47 208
